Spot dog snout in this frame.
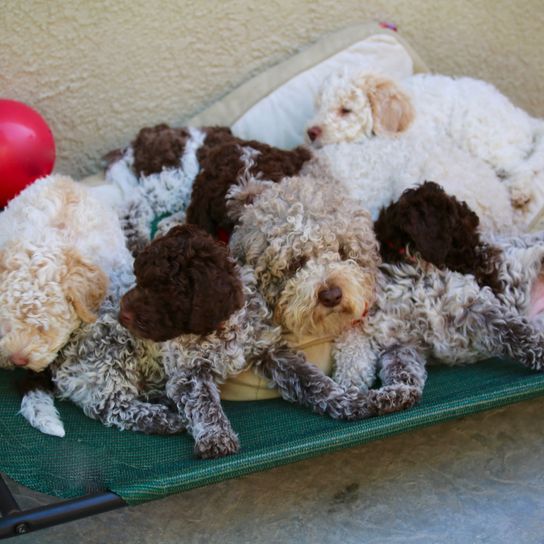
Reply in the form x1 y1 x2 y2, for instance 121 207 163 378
9 353 29 367
307 126 322 142
318 286 342 307
118 308 134 327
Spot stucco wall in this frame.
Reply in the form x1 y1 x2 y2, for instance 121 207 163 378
1 0 543 178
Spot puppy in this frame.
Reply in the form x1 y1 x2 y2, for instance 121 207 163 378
230 175 428 410
107 123 311 253
0 174 131 372
303 70 523 233
120 225 378 458
231 175 544 403
374 181 502 293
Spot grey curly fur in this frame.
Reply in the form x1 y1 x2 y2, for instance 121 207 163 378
161 265 384 458
230 175 544 409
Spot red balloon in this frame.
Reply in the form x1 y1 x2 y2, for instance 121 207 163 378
0 99 56 208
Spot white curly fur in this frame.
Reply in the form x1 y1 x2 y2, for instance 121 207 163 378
110 127 206 254
305 70 544 232
0 175 131 372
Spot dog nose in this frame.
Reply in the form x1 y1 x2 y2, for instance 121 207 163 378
307 126 322 142
9 353 29 367
318 286 343 307
119 308 134 327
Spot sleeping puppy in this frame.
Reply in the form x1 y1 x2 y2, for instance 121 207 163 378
374 181 502 293
120 225 375 459
107 123 312 252
0 174 131 373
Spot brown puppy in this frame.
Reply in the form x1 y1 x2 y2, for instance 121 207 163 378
374 181 502 292
120 224 244 341
186 137 312 236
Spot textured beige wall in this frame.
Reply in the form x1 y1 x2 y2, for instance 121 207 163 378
1 0 543 178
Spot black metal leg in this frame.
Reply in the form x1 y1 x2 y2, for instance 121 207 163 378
0 475 126 540
0 478 19 518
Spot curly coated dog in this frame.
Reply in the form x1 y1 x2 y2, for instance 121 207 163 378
17 242 187 438
374 181 502 293
304 70 529 233
230 175 430 410
0 174 131 372
231 175 544 402
119 224 392 459
107 123 312 252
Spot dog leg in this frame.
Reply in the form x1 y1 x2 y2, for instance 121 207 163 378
470 305 544 372
19 390 65 438
369 346 427 414
333 327 379 391
166 361 240 459
87 393 186 435
117 198 153 258
256 345 376 420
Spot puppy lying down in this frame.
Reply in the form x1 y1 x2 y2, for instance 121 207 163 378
230 175 544 406
0 174 131 372
119 225 420 458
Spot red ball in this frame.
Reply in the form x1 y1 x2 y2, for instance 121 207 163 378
0 99 56 208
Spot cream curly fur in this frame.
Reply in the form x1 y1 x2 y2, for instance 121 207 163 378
0 175 131 372
229 175 380 340
305 69 542 232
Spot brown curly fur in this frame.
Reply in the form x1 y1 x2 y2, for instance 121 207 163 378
106 124 233 177
187 139 312 235
131 124 191 176
374 182 502 293
120 224 244 341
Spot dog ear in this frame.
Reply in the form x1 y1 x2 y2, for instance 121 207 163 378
188 262 245 335
62 250 108 323
402 203 453 265
225 178 274 222
364 76 414 135
339 209 382 270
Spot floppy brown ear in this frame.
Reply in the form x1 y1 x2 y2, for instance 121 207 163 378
62 250 108 323
365 76 414 135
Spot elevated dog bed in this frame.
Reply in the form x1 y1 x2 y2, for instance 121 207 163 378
1 22 544 539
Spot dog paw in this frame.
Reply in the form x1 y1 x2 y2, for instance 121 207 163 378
194 429 240 459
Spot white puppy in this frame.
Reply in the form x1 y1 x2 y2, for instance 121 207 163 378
0 174 132 372
305 71 542 232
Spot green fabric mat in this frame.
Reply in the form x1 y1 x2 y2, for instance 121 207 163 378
1 359 543 506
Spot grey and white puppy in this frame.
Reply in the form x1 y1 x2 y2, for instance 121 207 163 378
230 174 544 401
119 224 405 459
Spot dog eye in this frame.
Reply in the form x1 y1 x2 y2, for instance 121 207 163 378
339 107 352 116
339 246 351 260
287 256 308 275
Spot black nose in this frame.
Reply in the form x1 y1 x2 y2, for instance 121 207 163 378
307 126 322 142
318 286 342 307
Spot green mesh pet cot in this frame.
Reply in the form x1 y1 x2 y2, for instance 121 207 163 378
1 23 544 540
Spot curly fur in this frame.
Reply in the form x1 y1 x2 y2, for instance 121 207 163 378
18 258 186 437
0 175 131 372
186 138 312 236
231 175 544 410
121 225 245 339
119 225 381 458
230 175 380 339
375 181 502 293
304 70 531 233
